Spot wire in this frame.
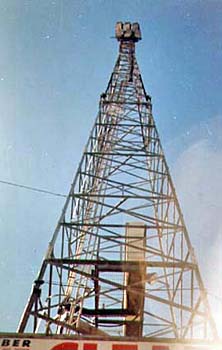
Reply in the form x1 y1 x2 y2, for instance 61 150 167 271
0 179 67 198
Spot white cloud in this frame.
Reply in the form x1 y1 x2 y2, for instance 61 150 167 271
172 116 222 336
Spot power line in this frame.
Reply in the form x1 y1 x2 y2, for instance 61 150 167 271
0 179 67 198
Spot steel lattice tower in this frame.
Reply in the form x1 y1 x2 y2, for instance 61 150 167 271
18 22 217 341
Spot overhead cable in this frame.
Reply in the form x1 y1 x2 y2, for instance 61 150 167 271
0 179 67 198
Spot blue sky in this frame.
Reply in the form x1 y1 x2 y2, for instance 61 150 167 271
0 0 222 335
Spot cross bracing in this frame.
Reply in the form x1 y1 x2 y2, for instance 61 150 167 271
18 22 218 341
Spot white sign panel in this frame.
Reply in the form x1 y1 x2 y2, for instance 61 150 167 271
0 336 221 350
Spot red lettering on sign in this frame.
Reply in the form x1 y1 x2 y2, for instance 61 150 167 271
51 342 78 350
83 344 97 350
112 345 137 350
152 346 170 350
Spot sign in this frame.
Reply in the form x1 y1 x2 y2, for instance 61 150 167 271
0 335 221 350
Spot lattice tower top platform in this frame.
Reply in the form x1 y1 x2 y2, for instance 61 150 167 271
115 22 142 42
